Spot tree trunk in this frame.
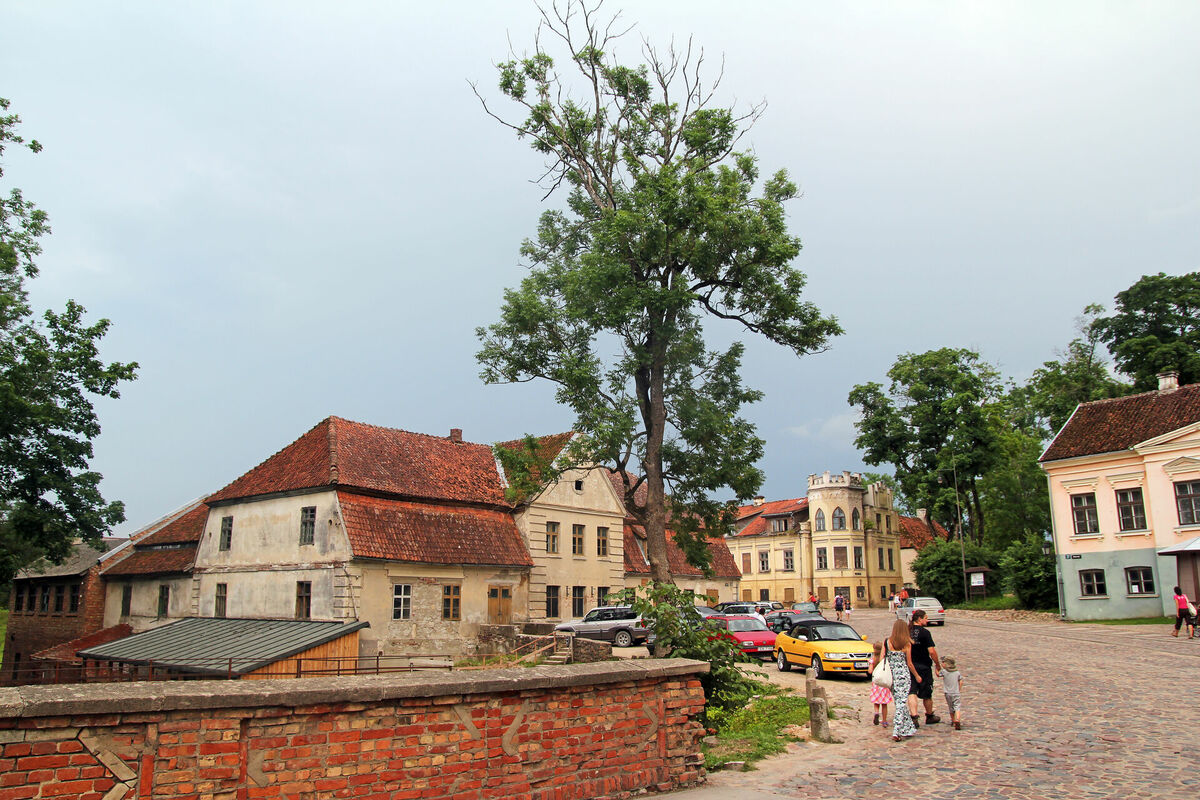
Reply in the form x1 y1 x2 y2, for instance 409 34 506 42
642 353 673 585
967 478 985 546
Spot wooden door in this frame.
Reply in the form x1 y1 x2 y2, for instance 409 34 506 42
488 586 512 624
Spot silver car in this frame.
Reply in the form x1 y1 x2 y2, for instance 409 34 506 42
554 606 649 647
896 596 946 625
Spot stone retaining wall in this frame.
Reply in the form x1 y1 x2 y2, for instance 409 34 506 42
0 659 708 799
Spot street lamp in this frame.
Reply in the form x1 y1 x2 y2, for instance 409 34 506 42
938 466 969 602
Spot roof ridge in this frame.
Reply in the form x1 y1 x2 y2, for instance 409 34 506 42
332 416 491 446
1079 382 1200 408
328 417 341 484
205 417 334 502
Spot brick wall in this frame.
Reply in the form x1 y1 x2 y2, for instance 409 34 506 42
0 659 709 799
1 566 107 685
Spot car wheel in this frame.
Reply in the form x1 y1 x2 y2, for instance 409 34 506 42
811 655 824 679
776 651 792 672
613 630 634 648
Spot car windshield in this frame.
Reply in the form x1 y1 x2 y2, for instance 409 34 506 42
726 619 768 633
809 623 860 641
792 602 818 612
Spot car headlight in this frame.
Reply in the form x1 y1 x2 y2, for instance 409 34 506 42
824 652 850 660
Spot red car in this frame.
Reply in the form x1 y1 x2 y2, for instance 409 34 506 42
711 615 777 660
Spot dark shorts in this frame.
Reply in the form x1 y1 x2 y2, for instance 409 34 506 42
909 664 934 699
1176 609 1192 630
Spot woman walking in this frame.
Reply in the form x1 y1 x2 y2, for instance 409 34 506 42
1172 587 1195 638
886 618 921 742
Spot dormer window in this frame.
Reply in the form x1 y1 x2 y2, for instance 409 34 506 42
770 517 789 532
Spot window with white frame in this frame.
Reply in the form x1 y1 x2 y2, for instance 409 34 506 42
832 507 846 530
1177 481 1200 526
1071 493 1100 535
758 551 770 572
770 517 789 532
1079 569 1106 597
1125 567 1154 595
816 547 828 570
392 584 412 620
782 549 794 572
1116 488 1146 531
814 509 826 531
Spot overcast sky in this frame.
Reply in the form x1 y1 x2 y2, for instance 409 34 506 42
3 1 1198 536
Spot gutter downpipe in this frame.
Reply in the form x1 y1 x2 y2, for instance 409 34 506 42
1045 472 1066 620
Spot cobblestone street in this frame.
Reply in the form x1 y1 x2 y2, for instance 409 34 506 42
683 607 1200 800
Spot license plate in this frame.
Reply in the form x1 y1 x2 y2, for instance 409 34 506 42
854 661 868 669
758 646 773 651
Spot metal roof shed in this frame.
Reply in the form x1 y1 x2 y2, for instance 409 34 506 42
78 617 369 680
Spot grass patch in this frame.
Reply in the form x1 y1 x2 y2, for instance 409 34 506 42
1073 616 1173 625
949 596 1022 611
703 694 814 771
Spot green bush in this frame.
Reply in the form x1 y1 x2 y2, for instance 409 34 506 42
999 534 1058 610
911 539 1002 605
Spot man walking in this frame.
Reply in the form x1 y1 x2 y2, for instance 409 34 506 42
908 609 942 727
833 592 845 621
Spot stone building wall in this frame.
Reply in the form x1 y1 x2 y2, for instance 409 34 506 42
0 659 708 800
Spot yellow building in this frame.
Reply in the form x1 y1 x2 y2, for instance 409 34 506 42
726 471 904 608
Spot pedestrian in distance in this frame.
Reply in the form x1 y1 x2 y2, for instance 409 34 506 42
1171 586 1195 638
888 593 897 613
868 641 893 728
834 592 845 621
908 609 942 727
940 655 964 730
885 619 920 742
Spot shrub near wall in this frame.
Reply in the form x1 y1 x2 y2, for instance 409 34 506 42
0 659 708 800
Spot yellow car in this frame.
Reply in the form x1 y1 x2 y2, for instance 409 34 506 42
773 620 874 678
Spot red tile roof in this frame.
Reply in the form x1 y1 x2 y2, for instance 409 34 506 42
1040 383 1200 462
206 417 510 506
622 524 741 579
33 624 132 663
606 469 648 511
338 492 533 567
101 545 197 577
138 504 208 546
734 498 808 537
897 515 950 550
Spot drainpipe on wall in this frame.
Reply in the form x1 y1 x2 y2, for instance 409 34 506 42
1045 473 1067 620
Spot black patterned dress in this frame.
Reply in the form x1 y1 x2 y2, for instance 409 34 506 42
887 644 915 738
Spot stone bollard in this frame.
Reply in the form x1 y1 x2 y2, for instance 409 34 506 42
805 671 817 706
809 695 833 742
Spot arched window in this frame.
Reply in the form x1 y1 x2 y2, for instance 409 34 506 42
852 509 861 530
832 507 846 530
814 509 826 531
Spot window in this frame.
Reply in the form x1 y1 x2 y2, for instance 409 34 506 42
121 584 132 617
770 517 789 532
597 527 609 556
783 549 794 572
758 551 771 572
574 479 584 492
1125 567 1155 595
856 585 866 599
572 524 585 555
597 586 609 606
68 584 80 614
1177 481 1200 526
886 515 892 533
878 547 886 570
300 506 316 545
759 589 770 602
157 584 170 619
742 552 752 573
814 509 826 531
546 522 560 554
887 549 895 571
783 587 795 603
881 585 888 599
295 582 312 619
1080 569 1107 597
816 547 828 570
215 583 227 618
392 584 412 620
572 586 585 618
876 513 882 529
833 546 848 569
13 585 24 613
832 507 846 530
53 585 64 613
219 516 233 551
852 509 861 530
39 586 49 613
546 585 560 618
853 546 864 570
1071 493 1099 535
1113 488 1145 531
442 585 461 620
742 589 752 601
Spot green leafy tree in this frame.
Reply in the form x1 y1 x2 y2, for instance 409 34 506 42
1094 272 1200 390
972 391 1050 550
848 348 1002 544
910 539 1001 605
1023 304 1128 437
0 98 137 583
999 534 1058 610
476 2 841 581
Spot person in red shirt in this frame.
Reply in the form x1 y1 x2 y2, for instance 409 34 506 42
899 588 909 602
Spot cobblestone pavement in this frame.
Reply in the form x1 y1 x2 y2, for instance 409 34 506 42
676 607 1200 800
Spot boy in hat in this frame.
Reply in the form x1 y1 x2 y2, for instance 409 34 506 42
940 655 964 730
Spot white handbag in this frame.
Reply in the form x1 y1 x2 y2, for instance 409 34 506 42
871 646 894 689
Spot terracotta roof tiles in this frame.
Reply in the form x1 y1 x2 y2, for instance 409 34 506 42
1040 383 1200 462
622 523 741 579
101 545 197 577
897 515 950 550
734 498 808 537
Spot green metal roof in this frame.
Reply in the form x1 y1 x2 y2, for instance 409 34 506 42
78 617 369 676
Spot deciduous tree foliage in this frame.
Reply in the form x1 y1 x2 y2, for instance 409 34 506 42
999 533 1058 610
1095 272 1200 391
475 2 840 581
0 98 137 583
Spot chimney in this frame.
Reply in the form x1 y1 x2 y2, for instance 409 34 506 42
752 496 765 506
449 428 462 443
915 508 927 522
1158 371 1179 392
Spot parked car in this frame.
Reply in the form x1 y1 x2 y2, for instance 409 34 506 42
763 610 824 634
554 606 649 647
789 601 823 615
692 606 721 618
710 615 777 660
773 620 873 678
895 596 946 625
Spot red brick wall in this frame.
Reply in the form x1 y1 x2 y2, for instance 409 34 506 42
0 659 708 799
1 568 107 685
